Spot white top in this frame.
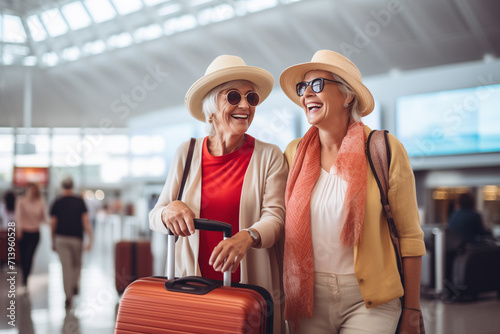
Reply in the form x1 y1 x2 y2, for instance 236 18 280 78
310 167 355 274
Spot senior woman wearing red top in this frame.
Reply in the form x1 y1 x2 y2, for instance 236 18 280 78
149 55 287 334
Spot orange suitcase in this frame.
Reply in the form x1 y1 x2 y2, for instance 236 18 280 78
115 219 273 334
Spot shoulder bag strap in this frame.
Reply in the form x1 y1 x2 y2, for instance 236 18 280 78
367 131 426 333
177 138 196 201
366 130 404 281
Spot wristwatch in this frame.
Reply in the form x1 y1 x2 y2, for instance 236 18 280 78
244 228 259 247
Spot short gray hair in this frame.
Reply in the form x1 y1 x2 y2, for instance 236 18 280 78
201 80 256 136
332 73 362 123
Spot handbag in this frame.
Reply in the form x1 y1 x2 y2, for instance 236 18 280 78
366 130 426 334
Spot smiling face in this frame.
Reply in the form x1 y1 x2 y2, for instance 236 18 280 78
300 70 350 129
212 81 256 137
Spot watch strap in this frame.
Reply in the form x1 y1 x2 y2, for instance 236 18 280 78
244 228 259 247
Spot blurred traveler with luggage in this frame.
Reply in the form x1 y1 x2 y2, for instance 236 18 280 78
16 183 47 292
448 192 490 244
50 176 93 308
150 55 287 333
280 50 426 333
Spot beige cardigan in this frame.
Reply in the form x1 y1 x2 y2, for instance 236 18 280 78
149 136 288 334
284 125 426 308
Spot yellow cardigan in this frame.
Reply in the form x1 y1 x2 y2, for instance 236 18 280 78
284 125 426 308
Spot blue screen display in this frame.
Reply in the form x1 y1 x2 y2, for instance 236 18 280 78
396 84 500 157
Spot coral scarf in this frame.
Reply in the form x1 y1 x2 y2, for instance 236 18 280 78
284 121 367 328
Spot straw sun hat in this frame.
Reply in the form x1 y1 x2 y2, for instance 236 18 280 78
279 50 374 116
185 55 274 122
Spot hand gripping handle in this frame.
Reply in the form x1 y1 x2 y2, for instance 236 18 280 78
166 218 232 286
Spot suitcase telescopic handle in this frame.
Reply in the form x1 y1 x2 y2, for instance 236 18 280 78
167 218 233 287
166 218 232 238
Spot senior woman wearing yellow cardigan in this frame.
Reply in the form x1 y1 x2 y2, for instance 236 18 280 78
150 55 287 334
281 50 426 334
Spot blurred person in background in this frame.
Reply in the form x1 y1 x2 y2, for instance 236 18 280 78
149 55 287 333
1 190 16 230
50 176 93 309
16 183 47 292
448 192 490 244
83 191 100 231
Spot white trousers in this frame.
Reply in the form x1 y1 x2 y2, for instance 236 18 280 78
293 272 401 334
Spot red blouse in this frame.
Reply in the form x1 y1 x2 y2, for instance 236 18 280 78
199 135 255 282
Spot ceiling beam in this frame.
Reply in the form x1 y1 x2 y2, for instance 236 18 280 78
452 0 495 54
276 1 322 53
334 0 392 69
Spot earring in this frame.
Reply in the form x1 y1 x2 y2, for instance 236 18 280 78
208 116 213 124
344 103 348 107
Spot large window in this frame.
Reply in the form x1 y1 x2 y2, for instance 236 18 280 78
1 128 168 186
14 128 50 167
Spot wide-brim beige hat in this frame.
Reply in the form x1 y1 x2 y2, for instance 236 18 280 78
279 50 374 116
185 55 274 122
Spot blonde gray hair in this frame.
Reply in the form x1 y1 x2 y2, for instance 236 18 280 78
332 73 362 123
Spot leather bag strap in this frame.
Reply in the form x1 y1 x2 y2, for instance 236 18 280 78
367 130 426 334
366 130 404 281
176 138 196 201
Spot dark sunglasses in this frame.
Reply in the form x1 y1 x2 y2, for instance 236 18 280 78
222 90 260 107
296 78 342 96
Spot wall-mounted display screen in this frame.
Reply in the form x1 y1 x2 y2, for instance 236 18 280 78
396 84 500 157
13 166 50 187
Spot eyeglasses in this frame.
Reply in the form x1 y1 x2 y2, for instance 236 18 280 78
296 78 342 96
222 90 260 107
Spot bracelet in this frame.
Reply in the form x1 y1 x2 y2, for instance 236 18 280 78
403 307 421 312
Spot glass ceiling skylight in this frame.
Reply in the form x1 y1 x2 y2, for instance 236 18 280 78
111 0 143 15
190 0 216 6
27 15 47 42
0 0 288 68
198 4 234 25
61 2 92 30
157 4 182 16
62 46 81 61
246 0 278 13
134 24 163 42
41 9 68 37
143 0 170 6
82 40 107 55
85 0 116 23
164 14 197 35
3 14 27 43
107 33 133 49
42 52 59 67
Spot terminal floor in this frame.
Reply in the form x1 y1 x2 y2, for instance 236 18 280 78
1 219 500 334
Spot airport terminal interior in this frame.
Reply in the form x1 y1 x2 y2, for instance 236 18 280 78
1 0 500 333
